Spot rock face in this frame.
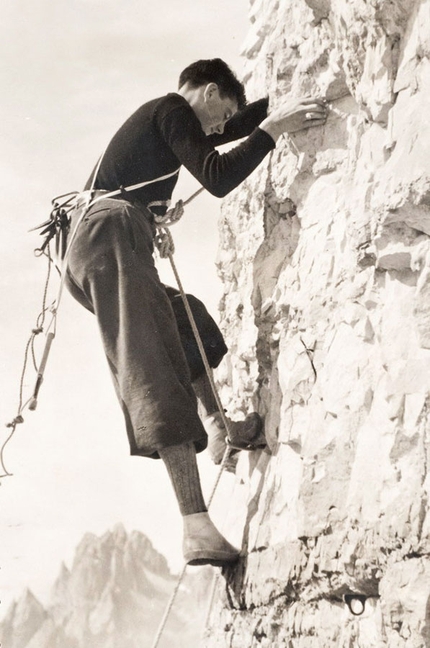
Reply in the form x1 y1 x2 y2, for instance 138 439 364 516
1 525 211 648
203 0 430 646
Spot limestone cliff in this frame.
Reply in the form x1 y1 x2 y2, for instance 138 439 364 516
203 1 430 646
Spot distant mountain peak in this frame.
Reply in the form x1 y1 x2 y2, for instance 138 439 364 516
1 525 210 648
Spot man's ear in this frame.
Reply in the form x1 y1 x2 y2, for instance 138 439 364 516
203 83 219 103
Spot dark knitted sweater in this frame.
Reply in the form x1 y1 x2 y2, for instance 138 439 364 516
86 94 274 205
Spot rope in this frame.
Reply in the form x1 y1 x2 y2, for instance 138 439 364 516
150 449 233 648
203 571 221 632
2 245 54 479
153 187 205 258
150 223 236 648
168 252 233 441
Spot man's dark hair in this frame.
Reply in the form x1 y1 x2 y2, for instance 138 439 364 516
178 59 247 109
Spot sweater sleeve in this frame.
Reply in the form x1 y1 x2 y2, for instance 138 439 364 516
206 98 270 147
156 97 275 198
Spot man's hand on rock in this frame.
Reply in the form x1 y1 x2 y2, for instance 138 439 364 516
260 97 328 142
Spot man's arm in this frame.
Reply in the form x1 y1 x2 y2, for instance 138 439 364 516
206 96 328 146
206 98 269 147
158 100 275 197
157 95 327 198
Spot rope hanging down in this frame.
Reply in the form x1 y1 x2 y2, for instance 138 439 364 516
150 234 237 648
150 443 234 648
2 246 55 479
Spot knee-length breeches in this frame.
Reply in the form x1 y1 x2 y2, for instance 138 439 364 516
64 197 207 458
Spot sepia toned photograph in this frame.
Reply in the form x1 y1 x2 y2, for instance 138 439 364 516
1 1 429 647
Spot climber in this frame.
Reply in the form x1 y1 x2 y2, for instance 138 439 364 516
64 58 327 566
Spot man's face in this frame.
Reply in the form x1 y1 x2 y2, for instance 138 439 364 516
198 84 238 136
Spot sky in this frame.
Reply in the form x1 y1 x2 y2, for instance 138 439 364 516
0 0 250 617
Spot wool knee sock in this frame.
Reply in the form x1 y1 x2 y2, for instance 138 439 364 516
158 442 207 516
192 372 219 418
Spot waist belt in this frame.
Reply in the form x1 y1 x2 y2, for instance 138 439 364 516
32 168 180 259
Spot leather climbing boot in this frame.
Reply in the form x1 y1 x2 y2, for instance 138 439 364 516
204 412 266 464
183 512 240 566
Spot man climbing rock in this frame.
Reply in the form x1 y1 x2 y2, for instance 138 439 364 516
65 59 327 566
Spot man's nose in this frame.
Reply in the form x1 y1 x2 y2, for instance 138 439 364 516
215 122 225 134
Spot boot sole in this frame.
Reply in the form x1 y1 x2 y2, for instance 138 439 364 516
226 432 266 451
184 551 240 567
227 414 266 450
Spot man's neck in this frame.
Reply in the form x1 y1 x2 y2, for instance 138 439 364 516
177 83 205 109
